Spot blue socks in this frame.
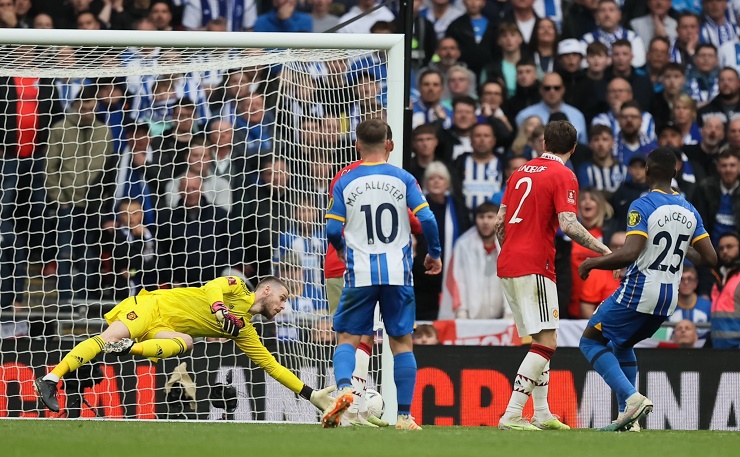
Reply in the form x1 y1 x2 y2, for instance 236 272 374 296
333 343 356 389
580 337 637 404
610 342 637 412
394 352 417 415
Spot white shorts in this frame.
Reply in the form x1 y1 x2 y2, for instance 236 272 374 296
500 274 559 337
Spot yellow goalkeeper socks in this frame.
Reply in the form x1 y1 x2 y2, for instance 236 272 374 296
130 338 188 358
51 336 105 379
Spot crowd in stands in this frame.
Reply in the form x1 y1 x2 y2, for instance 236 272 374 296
0 0 739 348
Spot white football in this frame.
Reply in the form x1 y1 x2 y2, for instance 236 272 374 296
365 388 384 418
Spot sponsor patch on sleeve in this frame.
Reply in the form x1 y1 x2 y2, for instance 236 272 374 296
567 189 576 205
228 277 237 286
627 210 641 227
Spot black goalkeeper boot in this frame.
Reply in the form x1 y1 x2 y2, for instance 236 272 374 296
34 378 60 413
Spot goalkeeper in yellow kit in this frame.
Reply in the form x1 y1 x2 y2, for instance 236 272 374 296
34 275 335 414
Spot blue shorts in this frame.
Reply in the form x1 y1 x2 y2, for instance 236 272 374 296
587 296 668 348
334 285 415 337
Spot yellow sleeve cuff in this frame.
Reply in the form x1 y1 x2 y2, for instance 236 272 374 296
691 233 709 245
412 202 429 215
325 214 345 222
626 230 648 238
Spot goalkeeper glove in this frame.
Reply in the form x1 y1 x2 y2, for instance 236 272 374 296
211 302 245 337
309 385 337 411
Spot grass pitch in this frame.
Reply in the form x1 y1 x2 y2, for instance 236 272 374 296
2 420 738 457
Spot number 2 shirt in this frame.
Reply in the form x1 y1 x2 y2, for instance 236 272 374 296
326 162 430 287
614 190 708 316
498 153 579 281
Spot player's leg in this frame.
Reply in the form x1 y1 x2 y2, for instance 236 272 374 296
324 286 377 428
380 285 422 430
499 275 555 431
609 342 640 432
108 330 193 359
579 299 655 431
35 296 148 412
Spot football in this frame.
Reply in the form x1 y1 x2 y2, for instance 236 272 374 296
365 388 384 418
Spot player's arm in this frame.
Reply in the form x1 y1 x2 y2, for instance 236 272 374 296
493 204 507 245
578 233 645 280
407 176 442 274
325 182 347 254
234 327 335 410
685 236 717 267
203 277 248 337
558 211 611 255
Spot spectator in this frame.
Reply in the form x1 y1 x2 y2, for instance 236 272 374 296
312 317 336 345
710 231 740 348
604 39 655 113
148 0 174 30
413 324 439 344
46 86 116 302
96 78 128 155
693 149 740 242
445 0 498 78
440 201 510 319
439 96 477 162
671 11 701 66
164 141 232 211
581 0 647 68
651 62 687 126
106 198 156 300
509 114 542 157
579 231 625 318
237 158 291 282
398 0 438 71
700 0 738 48
182 0 257 32
207 118 252 191
529 18 559 76
670 267 712 337
503 0 539 44
562 0 598 40
610 154 650 231
14 0 32 28
655 123 699 199
728 118 740 149
491 155 528 205
115 124 158 227
697 66 740 125
645 37 672 89
576 41 611 124
592 77 657 141
672 320 701 348
630 0 677 43
614 100 658 164
515 72 588 144
33 13 54 28
557 39 588 110
153 98 200 185
234 92 274 157
684 116 727 177
337 0 394 34
274 252 318 342
451 123 503 212
480 23 524 98
478 80 514 148
410 124 440 184
442 66 478 109
413 161 471 320
310 0 338 32
524 123 545 158
76 10 102 29
425 37 467 81
578 125 628 198
672 94 703 145
568 188 613 318
98 0 141 30
685 43 721 106
501 60 541 127
420 0 464 40
412 69 452 129
157 172 229 286
254 0 312 32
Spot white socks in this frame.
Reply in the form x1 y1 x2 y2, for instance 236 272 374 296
348 343 371 414
504 350 549 418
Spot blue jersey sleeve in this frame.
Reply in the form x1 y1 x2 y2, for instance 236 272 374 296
690 205 709 245
625 198 649 238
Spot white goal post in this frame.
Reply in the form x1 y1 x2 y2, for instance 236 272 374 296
0 28 404 422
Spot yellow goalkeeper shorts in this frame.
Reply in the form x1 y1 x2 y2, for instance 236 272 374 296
104 293 174 341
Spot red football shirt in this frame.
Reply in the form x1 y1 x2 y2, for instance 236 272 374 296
324 160 423 279
497 154 578 281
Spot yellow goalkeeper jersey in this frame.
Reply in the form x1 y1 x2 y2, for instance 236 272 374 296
135 276 304 394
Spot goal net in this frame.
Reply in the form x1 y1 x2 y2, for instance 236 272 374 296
0 30 404 421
